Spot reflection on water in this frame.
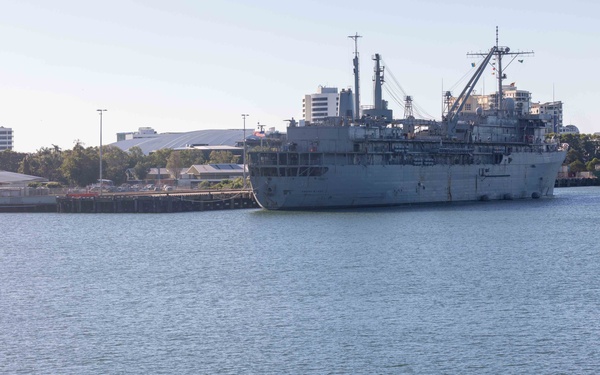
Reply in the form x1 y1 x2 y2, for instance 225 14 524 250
2 187 600 373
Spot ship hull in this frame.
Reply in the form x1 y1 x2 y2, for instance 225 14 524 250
250 150 565 210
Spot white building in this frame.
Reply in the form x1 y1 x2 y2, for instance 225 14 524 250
116 126 158 141
559 124 579 134
0 126 14 151
459 85 533 115
446 86 563 132
303 86 339 123
531 101 563 133
498 85 533 115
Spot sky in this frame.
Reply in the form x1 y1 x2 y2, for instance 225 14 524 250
1 0 600 152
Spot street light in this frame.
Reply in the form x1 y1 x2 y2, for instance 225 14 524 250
241 114 249 189
97 109 107 196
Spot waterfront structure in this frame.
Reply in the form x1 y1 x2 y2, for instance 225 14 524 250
184 164 245 184
0 171 55 211
111 129 249 155
146 167 172 182
0 170 46 187
0 126 14 151
249 31 567 210
139 164 246 188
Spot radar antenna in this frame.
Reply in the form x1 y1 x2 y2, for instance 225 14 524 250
467 26 534 116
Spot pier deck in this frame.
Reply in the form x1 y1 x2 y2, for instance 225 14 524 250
57 190 258 213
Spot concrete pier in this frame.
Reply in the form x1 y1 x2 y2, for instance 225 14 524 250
555 178 600 188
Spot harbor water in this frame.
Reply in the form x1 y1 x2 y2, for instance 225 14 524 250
2 187 600 374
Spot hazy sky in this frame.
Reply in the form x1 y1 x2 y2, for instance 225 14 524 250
2 0 599 152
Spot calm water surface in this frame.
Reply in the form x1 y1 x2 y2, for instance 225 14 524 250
2 187 600 374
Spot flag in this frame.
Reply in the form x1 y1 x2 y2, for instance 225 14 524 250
518 59 523 63
510 82 515 87
471 62 476 67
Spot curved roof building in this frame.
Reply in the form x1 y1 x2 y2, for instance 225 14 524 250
110 129 246 155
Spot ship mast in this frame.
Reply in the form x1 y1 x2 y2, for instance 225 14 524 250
373 53 384 110
467 26 534 116
348 33 362 120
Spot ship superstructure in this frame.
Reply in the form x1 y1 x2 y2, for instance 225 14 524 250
248 30 567 210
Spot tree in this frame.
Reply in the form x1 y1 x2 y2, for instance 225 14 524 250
128 146 146 164
569 160 586 174
19 154 34 175
178 149 206 167
208 151 239 164
147 148 172 168
166 151 183 181
560 133 600 166
101 145 130 185
61 142 98 187
18 146 65 183
0 150 27 172
564 148 583 166
128 146 150 180
586 158 600 172
133 161 150 181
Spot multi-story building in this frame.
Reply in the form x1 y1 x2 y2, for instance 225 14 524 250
302 86 356 124
482 85 533 115
445 85 562 132
530 101 563 133
454 85 533 116
0 126 14 151
303 86 340 123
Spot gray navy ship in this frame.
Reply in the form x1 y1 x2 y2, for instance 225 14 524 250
248 31 568 210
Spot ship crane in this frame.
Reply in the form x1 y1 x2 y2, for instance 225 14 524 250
404 95 414 119
466 27 534 117
445 27 534 138
444 46 494 137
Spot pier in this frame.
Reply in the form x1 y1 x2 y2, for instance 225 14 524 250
555 178 600 188
56 190 259 213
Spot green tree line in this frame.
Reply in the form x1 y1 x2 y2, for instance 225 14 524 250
3 134 598 186
555 133 600 174
0 143 239 187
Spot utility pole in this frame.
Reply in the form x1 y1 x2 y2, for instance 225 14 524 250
97 109 107 196
241 114 249 189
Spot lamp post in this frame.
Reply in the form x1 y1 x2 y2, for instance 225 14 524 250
97 109 107 196
241 114 249 189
